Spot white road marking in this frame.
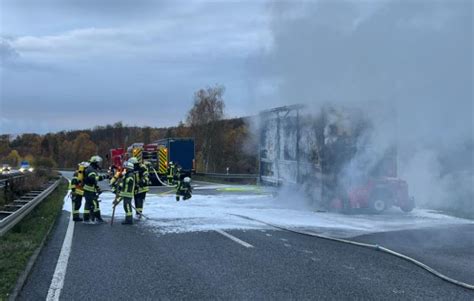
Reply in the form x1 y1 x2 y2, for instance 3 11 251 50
215 230 254 248
47 215 75 301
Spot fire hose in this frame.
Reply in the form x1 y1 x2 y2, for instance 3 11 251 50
150 167 175 188
230 214 474 291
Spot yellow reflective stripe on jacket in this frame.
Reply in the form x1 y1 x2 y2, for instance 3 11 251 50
119 176 135 198
138 186 149 193
83 184 96 192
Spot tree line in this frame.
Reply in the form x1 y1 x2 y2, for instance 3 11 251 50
0 85 259 174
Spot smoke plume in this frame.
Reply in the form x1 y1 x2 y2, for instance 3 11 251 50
254 0 473 215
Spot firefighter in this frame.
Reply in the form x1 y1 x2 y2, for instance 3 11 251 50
69 162 89 221
167 161 176 185
135 159 150 219
176 176 192 201
83 155 106 224
116 161 135 225
174 165 183 183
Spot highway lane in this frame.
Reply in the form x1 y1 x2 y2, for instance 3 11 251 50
17 172 474 299
354 224 474 284
19 219 473 300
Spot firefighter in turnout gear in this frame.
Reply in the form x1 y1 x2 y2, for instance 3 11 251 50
118 161 135 225
69 162 89 221
83 155 106 224
176 176 192 201
129 157 150 219
167 161 176 185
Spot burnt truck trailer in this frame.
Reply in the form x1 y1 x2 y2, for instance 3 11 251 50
109 138 195 186
259 105 322 187
259 104 414 213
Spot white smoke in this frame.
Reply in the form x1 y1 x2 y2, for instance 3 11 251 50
253 0 473 216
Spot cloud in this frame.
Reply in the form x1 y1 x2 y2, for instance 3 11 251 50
6 19 271 65
0 39 20 63
1 1 271 133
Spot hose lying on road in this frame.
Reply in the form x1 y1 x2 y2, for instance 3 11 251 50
150 167 175 188
230 214 474 291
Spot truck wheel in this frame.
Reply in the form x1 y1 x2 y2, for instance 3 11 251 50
369 189 392 214
401 197 415 213
369 198 387 214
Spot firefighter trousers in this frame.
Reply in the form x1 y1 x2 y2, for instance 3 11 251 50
122 197 133 224
71 193 83 221
84 191 103 222
134 192 146 216
176 184 192 201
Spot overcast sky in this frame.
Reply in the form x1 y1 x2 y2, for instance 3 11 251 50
1 0 472 135
0 0 272 134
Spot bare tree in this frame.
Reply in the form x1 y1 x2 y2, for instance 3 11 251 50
186 85 225 172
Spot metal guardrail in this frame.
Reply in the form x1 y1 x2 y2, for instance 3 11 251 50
0 178 61 237
0 174 27 189
195 172 258 180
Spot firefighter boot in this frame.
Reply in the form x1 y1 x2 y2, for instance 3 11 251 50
82 210 90 223
184 191 192 200
94 211 105 224
122 215 133 225
73 214 83 222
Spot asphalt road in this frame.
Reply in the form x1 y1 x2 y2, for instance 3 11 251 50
18 216 473 300
17 173 474 300
355 224 474 285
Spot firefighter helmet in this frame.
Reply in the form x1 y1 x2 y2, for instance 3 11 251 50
124 161 135 170
80 161 90 167
90 156 103 163
184 177 191 183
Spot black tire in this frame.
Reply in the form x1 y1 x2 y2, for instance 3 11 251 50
369 198 387 214
369 190 390 214
400 197 415 213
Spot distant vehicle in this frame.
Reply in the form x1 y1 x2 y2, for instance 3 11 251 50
109 138 195 186
19 161 34 173
1 164 12 174
155 138 195 174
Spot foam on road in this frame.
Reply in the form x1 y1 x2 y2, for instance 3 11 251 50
61 190 472 238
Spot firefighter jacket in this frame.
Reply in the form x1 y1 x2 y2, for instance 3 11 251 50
83 165 104 193
135 163 150 194
70 171 84 196
168 164 175 178
119 171 135 198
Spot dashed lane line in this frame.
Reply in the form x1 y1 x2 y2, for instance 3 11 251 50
215 230 254 248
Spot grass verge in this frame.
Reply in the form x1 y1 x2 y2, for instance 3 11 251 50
0 179 67 300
